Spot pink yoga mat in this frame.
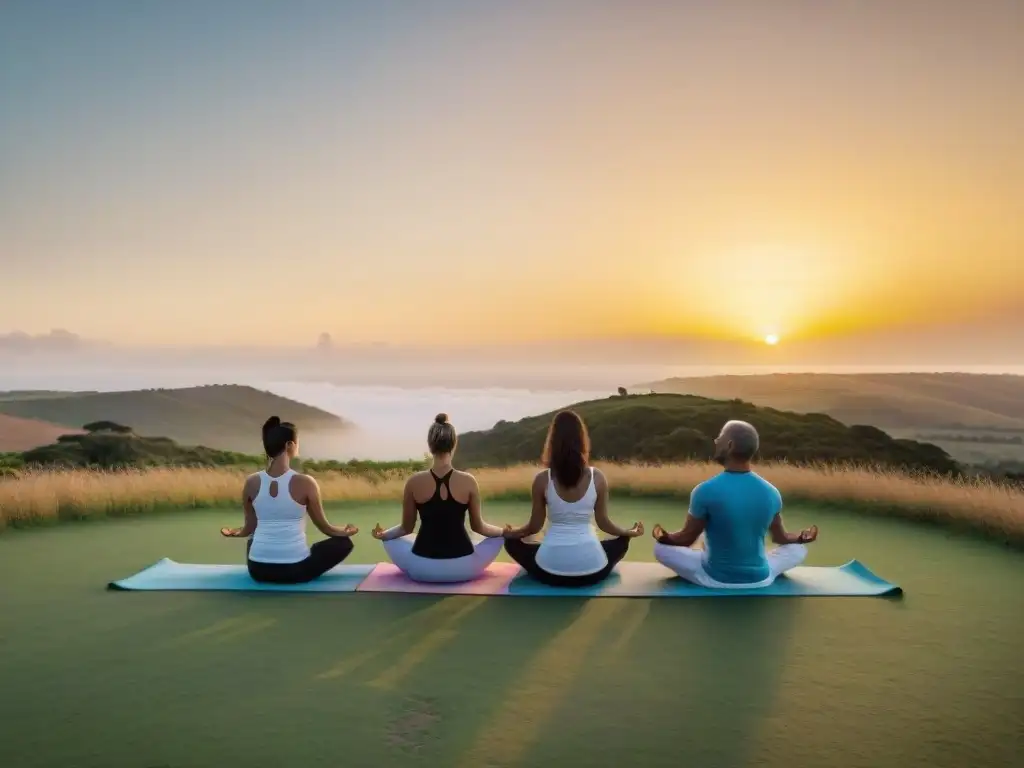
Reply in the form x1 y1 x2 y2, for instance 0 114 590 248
355 562 522 594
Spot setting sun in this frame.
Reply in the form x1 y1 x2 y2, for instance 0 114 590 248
764 334 780 346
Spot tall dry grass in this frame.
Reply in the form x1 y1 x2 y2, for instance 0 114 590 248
0 462 1021 546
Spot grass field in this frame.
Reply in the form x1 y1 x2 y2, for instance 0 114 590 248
0 499 1021 768
3 462 1023 546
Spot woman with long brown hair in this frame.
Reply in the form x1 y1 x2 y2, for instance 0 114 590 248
502 409 643 586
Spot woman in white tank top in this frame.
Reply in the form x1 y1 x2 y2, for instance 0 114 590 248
502 410 643 586
220 417 360 584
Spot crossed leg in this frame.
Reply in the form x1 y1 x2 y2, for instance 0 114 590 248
383 535 504 583
653 542 808 588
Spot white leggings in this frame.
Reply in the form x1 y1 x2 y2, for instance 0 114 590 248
383 535 504 583
653 542 808 589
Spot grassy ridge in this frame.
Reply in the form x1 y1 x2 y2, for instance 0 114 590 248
456 392 959 474
2 462 1022 547
0 384 350 452
640 372 1024 430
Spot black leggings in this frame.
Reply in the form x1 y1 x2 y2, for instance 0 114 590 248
246 537 354 584
503 536 630 587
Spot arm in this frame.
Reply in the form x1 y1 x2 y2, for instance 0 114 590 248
503 472 548 539
653 482 706 546
221 474 259 537
302 476 358 537
467 475 503 537
769 513 818 545
593 469 642 537
374 478 418 540
656 514 705 547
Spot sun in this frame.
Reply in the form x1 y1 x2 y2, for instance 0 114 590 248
764 333 780 346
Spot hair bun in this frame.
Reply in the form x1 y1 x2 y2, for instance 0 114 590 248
434 413 449 425
263 416 281 432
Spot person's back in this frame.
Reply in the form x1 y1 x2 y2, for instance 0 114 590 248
220 416 358 584
412 468 474 559
536 467 607 576
502 409 642 587
372 413 506 583
248 468 310 563
691 470 781 583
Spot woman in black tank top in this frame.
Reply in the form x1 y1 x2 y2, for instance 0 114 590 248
372 414 505 582
410 468 475 558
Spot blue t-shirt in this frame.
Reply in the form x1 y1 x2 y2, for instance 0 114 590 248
688 470 782 584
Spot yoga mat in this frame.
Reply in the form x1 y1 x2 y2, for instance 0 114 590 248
356 562 522 594
108 558 376 592
109 559 899 597
505 560 901 598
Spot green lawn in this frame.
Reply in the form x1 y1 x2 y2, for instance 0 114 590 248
0 499 1021 768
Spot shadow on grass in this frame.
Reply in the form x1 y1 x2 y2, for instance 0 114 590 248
511 596 805 768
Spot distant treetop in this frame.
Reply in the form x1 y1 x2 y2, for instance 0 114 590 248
82 421 133 434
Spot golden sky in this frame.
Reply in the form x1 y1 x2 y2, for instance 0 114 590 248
1 1 1021 349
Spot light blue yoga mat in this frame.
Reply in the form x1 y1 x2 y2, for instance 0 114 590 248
506 560 901 598
108 558 376 592
109 559 900 597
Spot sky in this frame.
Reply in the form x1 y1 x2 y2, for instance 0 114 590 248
1 0 1022 358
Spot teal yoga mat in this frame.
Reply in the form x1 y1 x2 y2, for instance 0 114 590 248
504 560 901 597
109 559 900 597
108 558 375 592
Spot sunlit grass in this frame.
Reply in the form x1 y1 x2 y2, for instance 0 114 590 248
0 462 1021 546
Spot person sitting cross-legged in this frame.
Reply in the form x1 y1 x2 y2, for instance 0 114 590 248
371 413 504 583
502 409 644 587
652 419 818 589
221 417 359 584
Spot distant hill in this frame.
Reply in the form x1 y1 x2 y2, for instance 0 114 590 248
455 393 959 475
5 422 424 475
636 373 1024 431
18 421 257 469
0 414 84 452
0 385 350 453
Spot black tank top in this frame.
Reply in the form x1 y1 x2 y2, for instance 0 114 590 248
411 469 475 559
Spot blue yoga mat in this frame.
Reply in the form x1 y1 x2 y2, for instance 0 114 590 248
108 558 376 592
506 560 901 597
110 558 900 597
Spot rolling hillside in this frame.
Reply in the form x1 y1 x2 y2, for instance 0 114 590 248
455 393 958 474
635 373 1024 430
0 385 350 453
0 414 84 452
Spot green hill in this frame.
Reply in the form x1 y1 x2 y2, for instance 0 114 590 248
636 373 1024 467
5 421 423 475
455 393 959 474
18 422 258 469
0 385 349 453
637 373 1024 430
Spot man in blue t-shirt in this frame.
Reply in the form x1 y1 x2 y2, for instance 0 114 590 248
652 420 818 586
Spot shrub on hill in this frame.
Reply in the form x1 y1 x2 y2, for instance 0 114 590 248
20 428 260 470
455 393 961 475
14 428 428 476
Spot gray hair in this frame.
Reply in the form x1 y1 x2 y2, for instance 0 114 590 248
427 413 457 455
720 420 759 460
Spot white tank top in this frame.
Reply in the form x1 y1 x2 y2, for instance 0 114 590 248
535 468 608 577
247 470 311 564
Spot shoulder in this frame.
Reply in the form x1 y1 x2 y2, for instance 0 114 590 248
405 469 429 483
291 472 318 490
404 469 431 492
243 472 261 491
453 469 479 489
753 472 779 492
690 476 713 494
591 466 607 489
532 469 549 490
